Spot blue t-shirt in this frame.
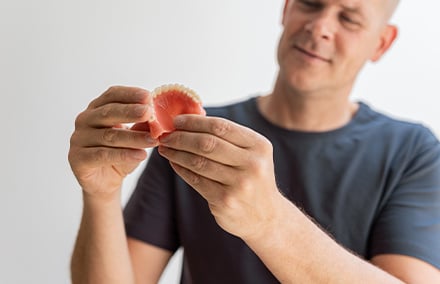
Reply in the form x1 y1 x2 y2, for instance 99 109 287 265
124 97 440 284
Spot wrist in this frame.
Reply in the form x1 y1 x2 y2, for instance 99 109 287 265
242 191 295 246
82 188 122 208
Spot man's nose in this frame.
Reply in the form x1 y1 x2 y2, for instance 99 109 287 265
304 11 335 41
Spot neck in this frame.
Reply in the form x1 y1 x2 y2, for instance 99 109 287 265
258 78 358 132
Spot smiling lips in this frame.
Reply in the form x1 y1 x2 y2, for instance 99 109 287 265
294 45 331 63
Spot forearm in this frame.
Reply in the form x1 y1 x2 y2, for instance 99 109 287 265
243 196 404 284
71 191 134 284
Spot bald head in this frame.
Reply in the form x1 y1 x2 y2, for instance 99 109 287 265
384 0 401 22
390 0 401 11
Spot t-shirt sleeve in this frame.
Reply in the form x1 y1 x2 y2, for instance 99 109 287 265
369 127 440 268
123 148 180 252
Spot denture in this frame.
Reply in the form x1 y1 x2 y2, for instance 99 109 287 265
149 84 206 139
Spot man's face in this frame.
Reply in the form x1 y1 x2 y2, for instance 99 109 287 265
277 0 395 95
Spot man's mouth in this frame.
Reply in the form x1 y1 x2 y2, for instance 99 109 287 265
294 45 331 63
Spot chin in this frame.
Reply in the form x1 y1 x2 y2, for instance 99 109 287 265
281 69 321 94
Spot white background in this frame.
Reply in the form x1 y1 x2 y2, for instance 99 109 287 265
1 1 439 283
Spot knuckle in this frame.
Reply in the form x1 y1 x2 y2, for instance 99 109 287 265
74 111 87 129
262 138 273 154
69 131 80 148
211 118 231 137
187 171 202 185
93 148 124 164
102 128 117 144
191 155 208 171
67 148 77 164
87 97 100 109
68 134 88 164
99 105 112 119
247 156 269 176
220 193 238 211
103 86 120 102
235 175 252 191
93 148 127 163
106 85 120 95
251 135 273 159
246 156 260 170
266 146 273 157
199 135 216 154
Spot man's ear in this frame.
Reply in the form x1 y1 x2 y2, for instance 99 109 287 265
370 24 398 62
281 0 291 26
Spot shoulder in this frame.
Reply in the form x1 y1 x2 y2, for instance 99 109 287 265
356 102 439 151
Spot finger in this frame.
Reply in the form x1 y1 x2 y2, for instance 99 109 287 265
73 147 147 168
172 115 267 148
159 130 246 167
158 145 237 185
88 86 151 109
169 162 225 202
73 127 159 149
80 103 154 128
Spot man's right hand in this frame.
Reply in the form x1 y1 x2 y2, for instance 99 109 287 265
68 86 159 199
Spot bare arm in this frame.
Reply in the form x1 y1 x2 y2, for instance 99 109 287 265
71 193 135 284
244 198 440 283
242 196 404 283
371 254 440 283
69 86 169 283
158 114 440 283
128 238 173 283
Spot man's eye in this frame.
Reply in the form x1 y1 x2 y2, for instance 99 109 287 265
340 14 360 26
298 0 321 9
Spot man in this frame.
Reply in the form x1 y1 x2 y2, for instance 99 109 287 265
69 0 440 283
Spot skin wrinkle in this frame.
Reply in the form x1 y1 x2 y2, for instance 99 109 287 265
191 155 208 173
103 128 117 144
199 134 217 154
211 118 231 138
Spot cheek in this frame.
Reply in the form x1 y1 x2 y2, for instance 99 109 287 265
277 22 302 60
276 32 292 66
334 36 371 76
